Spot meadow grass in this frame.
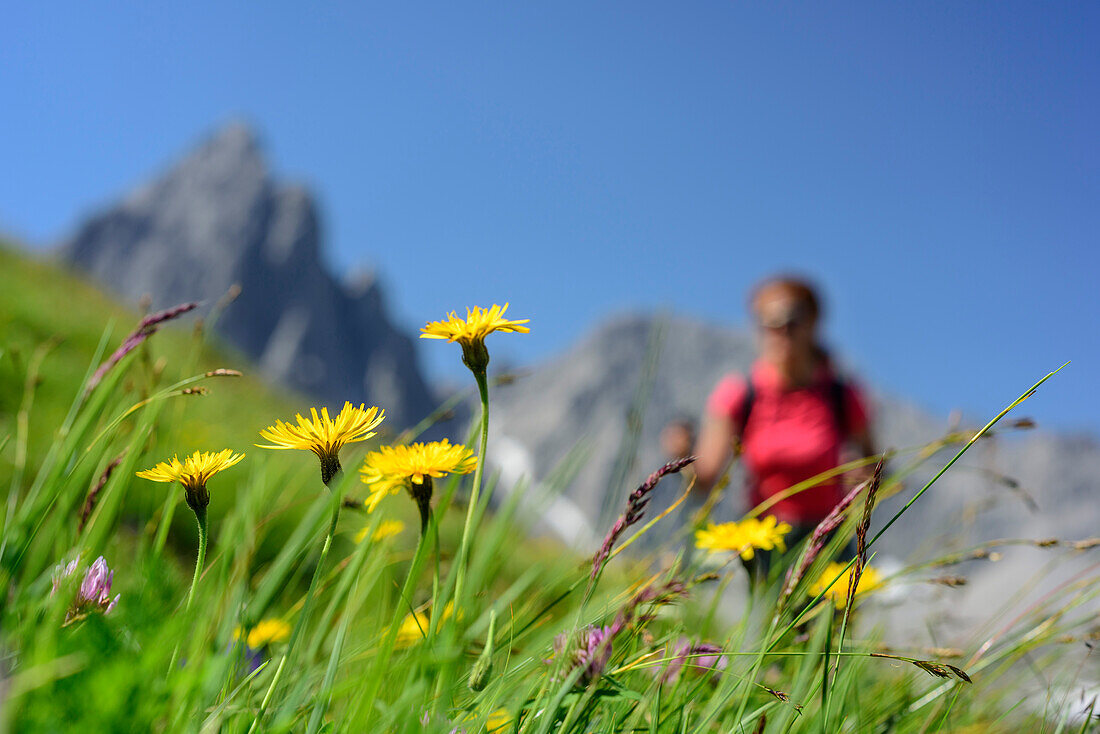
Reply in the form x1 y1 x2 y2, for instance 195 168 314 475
1 247 1097 732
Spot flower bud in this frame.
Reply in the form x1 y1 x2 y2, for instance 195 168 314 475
460 340 491 374
469 610 496 691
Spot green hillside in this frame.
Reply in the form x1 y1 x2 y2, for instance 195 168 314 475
1 243 294 469
0 242 426 556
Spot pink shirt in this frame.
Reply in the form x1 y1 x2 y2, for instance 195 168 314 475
706 359 869 524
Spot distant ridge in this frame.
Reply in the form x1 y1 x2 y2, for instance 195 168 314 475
60 123 436 427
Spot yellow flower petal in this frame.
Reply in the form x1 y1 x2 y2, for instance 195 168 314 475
257 402 384 458
420 303 530 346
354 519 405 544
396 602 458 647
359 440 477 511
136 449 244 492
236 618 291 649
694 517 792 561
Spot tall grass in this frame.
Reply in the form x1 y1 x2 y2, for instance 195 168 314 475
0 300 1095 733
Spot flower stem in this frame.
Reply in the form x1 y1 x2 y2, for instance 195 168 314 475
248 498 341 733
184 506 208 610
453 368 490 609
168 505 208 673
431 510 441 618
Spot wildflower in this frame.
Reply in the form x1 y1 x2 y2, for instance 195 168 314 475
553 625 616 685
551 579 686 687
51 558 80 596
485 709 512 733
138 449 242 610
54 556 119 624
237 618 292 649
258 402 384 486
396 602 456 647
455 708 512 733
420 305 527 609
233 618 291 674
78 556 119 612
250 409 383 727
810 561 884 608
354 519 405 544
420 303 529 373
359 440 477 530
136 449 244 515
694 516 792 561
397 611 428 645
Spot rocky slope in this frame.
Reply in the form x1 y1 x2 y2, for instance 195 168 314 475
60 123 435 427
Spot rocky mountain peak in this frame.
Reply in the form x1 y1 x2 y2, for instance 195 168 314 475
150 122 265 187
59 123 436 427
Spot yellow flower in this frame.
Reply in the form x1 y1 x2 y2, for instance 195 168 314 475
354 519 405 544
235 618 291 649
396 601 456 647
461 709 512 733
136 449 244 512
420 303 529 372
810 562 883 608
359 440 477 528
420 303 530 344
485 709 512 733
360 440 478 494
257 402 384 484
694 516 792 561
396 610 430 646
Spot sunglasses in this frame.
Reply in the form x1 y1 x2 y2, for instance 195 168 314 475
757 303 811 331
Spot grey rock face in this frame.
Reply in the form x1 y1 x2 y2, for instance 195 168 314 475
488 312 1100 638
60 123 436 427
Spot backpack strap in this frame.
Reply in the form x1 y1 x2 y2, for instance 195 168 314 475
828 377 849 437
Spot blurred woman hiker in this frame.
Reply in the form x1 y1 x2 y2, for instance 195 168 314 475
692 276 876 578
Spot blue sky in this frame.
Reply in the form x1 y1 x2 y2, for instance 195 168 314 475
2 3 1097 432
